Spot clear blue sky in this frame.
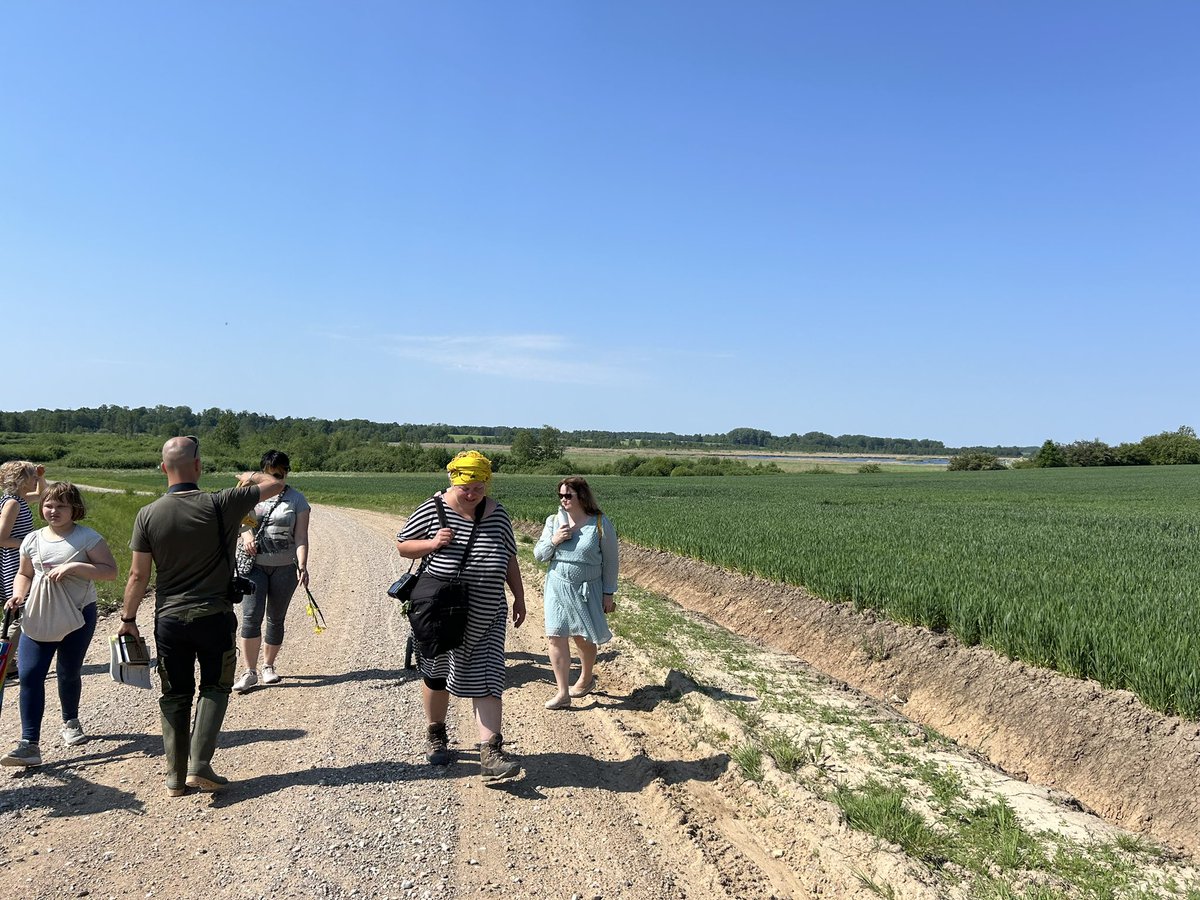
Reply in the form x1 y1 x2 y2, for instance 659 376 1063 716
3 3 1196 448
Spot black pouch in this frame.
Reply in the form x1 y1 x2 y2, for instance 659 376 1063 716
407 575 469 658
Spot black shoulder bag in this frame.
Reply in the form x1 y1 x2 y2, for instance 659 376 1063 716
404 496 485 659
213 497 256 604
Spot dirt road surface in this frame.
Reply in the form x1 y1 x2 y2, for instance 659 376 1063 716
1 504 1196 899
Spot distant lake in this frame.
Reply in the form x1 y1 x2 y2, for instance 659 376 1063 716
736 455 950 466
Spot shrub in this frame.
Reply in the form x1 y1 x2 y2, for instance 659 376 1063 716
948 452 1006 472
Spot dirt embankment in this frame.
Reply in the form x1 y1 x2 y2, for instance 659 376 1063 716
616 544 1200 857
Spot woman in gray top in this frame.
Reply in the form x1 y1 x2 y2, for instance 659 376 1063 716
233 450 311 692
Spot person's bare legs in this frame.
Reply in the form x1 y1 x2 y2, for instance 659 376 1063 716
571 637 597 693
423 683 450 725
263 643 282 667
473 695 502 741
546 636 572 707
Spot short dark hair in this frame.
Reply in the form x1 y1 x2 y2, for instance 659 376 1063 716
43 481 87 521
260 449 291 473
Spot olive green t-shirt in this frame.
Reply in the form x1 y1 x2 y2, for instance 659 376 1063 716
130 485 260 622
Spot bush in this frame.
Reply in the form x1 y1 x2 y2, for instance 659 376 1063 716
948 452 1006 471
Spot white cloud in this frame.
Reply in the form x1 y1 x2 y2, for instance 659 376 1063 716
326 331 634 385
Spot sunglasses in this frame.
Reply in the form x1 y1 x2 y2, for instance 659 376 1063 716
558 492 575 499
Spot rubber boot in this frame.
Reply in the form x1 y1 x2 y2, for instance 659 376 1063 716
161 709 191 797
186 693 230 791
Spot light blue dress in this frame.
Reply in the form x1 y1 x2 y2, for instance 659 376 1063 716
534 513 618 644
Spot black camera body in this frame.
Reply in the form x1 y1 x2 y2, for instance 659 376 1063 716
387 572 418 601
229 575 256 603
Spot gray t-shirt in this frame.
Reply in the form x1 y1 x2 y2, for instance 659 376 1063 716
251 486 311 567
21 525 105 611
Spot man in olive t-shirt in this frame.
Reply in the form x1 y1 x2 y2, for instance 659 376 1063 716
118 436 282 796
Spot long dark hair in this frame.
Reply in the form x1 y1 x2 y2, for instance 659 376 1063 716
559 477 601 517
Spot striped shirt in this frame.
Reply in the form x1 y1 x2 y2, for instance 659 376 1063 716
1 495 34 600
397 496 517 698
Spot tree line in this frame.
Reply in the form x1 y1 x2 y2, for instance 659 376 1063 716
948 426 1200 471
0 406 1019 455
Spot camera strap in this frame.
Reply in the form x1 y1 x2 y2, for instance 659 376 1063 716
212 497 238 582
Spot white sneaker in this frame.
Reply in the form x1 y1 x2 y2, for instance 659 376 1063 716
260 665 281 685
233 670 258 693
61 718 87 746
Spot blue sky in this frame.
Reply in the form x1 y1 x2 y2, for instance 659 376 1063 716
3 3 1196 448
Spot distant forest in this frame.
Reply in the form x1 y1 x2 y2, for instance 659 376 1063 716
0 405 1028 476
0 405 1024 454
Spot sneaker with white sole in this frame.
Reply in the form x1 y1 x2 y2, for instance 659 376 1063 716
260 665 280 685
61 719 87 746
1 740 42 767
233 670 258 693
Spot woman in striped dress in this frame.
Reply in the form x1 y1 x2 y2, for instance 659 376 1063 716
396 451 526 782
1 461 47 681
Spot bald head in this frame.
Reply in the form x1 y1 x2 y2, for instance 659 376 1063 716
162 436 201 483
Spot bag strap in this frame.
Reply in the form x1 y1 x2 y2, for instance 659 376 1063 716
212 496 236 580
425 494 485 578
250 487 287 543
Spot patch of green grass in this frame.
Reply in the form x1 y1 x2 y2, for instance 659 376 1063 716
913 762 967 812
853 869 898 899
74 491 157 612
729 700 764 730
762 730 806 773
731 743 763 782
833 779 946 864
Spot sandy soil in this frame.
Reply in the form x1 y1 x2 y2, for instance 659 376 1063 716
0 504 1196 900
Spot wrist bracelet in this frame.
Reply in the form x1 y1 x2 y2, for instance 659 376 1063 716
121 616 137 623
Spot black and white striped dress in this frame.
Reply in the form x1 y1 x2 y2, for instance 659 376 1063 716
1 495 34 602
397 496 517 698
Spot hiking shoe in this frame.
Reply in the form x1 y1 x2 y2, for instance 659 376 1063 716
1 740 42 767
233 670 258 693
479 734 521 783
426 723 452 766
61 719 87 746
260 665 281 685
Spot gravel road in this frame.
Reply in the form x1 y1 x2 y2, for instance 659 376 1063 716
0 503 1194 900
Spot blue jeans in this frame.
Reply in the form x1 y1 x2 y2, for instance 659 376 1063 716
240 564 299 646
16 603 98 743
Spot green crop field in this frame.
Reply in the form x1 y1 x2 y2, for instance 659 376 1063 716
54 465 1200 718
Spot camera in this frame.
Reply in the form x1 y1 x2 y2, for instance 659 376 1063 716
229 575 256 603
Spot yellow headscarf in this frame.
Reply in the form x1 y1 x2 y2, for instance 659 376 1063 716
447 450 493 485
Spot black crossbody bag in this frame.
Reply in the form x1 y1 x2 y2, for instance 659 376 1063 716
403 495 485 659
213 498 256 604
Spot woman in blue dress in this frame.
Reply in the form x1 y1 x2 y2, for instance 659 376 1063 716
533 477 618 710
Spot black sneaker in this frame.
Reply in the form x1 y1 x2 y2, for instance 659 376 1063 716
426 723 451 766
479 734 521 783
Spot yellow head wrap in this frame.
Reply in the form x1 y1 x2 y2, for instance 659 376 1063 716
447 450 493 485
